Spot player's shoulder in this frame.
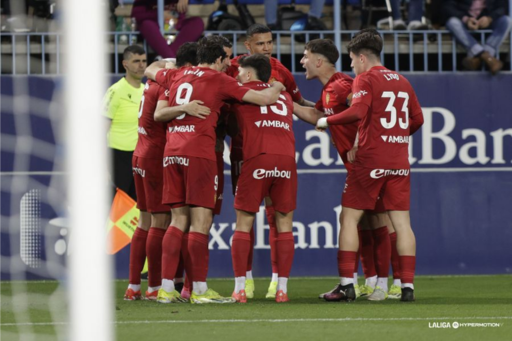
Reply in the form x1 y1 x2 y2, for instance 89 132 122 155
329 72 353 90
109 77 128 91
251 81 270 89
281 90 294 102
232 54 247 65
219 69 239 82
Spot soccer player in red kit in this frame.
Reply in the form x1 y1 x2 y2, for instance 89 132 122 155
294 39 400 301
229 54 296 303
226 23 314 299
316 29 424 302
145 36 285 304
124 43 202 301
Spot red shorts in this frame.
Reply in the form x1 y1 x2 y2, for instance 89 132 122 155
213 151 224 215
162 156 218 209
342 166 410 211
234 154 297 213
132 155 169 213
230 147 244 196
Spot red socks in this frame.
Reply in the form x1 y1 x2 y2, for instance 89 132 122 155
389 232 401 280
360 229 377 278
246 227 255 272
266 206 278 274
181 232 193 285
146 227 165 288
372 226 391 278
400 255 416 285
188 232 209 282
354 228 362 273
232 231 252 277
129 228 148 284
161 226 183 281
276 232 294 278
338 250 357 278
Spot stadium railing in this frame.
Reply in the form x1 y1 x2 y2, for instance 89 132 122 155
1 28 511 75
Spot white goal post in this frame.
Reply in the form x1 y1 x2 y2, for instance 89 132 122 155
62 0 112 340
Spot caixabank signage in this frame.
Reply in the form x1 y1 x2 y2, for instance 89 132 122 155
1 73 511 280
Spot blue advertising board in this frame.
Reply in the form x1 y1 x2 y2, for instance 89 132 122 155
1 73 511 280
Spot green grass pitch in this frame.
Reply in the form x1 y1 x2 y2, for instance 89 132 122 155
2 275 512 341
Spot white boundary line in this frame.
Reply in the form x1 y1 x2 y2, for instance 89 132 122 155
2 316 512 327
2 168 512 176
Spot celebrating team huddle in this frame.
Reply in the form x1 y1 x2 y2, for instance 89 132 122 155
123 25 424 305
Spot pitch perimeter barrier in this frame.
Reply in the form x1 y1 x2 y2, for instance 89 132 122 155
1 28 511 74
1 73 511 280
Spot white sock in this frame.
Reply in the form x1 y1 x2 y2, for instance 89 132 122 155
376 277 388 292
246 271 253 280
271 273 278 282
277 277 288 293
340 277 353 286
148 286 160 293
174 277 184 284
128 284 141 292
161 279 174 292
353 272 358 285
365 275 377 288
393 279 401 287
402 283 414 290
235 276 246 292
193 281 208 295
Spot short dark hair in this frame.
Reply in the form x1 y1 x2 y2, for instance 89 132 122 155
197 36 227 64
176 42 198 67
123 45 145 60
304 39 339 65
246 23 272 37
347 28 383 57
238 54 271 83
207 34 232 48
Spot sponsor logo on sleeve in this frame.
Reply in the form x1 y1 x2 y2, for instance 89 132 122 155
352 90 368 99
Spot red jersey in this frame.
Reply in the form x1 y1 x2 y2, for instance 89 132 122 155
230 81 295 161
155 66 250 161
351 66 423 169
314 72 358 166
227 55 302 103
133 79 168 159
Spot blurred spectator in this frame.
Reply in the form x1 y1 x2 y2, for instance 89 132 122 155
444 0 512 74
265 0 326 30
389 0 428 30
428 0 445 28
1 0 29 32
131 0 203 58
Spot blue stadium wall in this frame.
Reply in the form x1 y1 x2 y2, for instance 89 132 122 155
1 73 511 280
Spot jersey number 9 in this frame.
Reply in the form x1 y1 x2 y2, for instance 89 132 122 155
175 83 193 120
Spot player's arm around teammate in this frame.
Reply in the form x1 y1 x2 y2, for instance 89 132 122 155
316 29 424 302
